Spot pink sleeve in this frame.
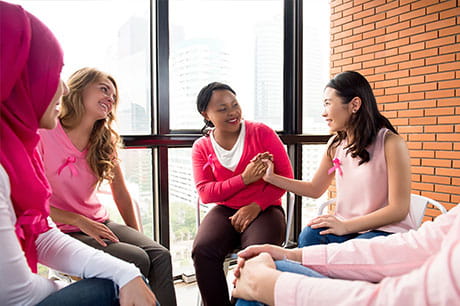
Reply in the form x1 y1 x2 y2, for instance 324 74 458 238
275 239 460 305
302 206 458 282
251 124 293 210
192 139 246 203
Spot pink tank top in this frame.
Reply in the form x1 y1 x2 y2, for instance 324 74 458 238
333 128 416 233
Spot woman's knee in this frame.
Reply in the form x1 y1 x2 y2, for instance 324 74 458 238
298 226 324 247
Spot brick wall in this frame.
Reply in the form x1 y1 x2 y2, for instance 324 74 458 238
329 0 460 220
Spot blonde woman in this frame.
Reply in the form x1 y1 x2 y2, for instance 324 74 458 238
38 68 176 306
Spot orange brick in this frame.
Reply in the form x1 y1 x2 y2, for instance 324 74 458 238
427 1 458 14
412 174 421 182
375 15 399 28
398 75 425 85
411 158 421 166
385 85 409 95
437 133 460 142
353 23 376 35
333 13 353 27
387 54 411 64
410 65 438 76
398 42 425 54
399 24 425 37
410 30 438 43
421 175 451 185
411 13 440 27
400 7 427 21
385 37 410 49
426 89 455 99
439 61 460 72
335 1 353 12
363 11 386 24
375 64 399 74
411 0 440 10
378 94 398 103
439 43 460 55
373 88 385 96
342 4 364 17
436 150 460 159
362 28 386 39
398 109 424 118
423 142 452 150
334 29 353 40
367 73 385 82
438 115 460 124
409 100 437 109
391 117 409 125
399 59 425 70
410 82 437 92
422 158 452 167
426 71 456 81
424 125 454 133
437 97 460 107
410 149 434 158
334 43 354 53
412 166 435 175
426 17 456 31
381 110 398 118
425 54 456 65
425 107 455 116
426 36 456 48
407 141 422 150
440 6 460 19
375 79 399 89
436 167 460 177
439 25 460 37
362 43 385 54
387 20 411 34
375 32 400 44
409 117 437 125
385 3 411 17
384 101 409 111
398 125 423 133
331 11 343 22
436 184 460 194
452 177 460 186
409 133 436 142
343 19 364 31
343 34 365 44
439 80 460 90
363 0 386 10
353 37 375 48
413 182 434 191
342 63 362 71
362 58 385 68
410 48 439 60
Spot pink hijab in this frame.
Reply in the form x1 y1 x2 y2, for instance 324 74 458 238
0 1 64 273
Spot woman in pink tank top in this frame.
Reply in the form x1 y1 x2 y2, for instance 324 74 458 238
262 70 414 247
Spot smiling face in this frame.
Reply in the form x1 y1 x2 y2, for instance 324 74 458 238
322 87 355 133
81 77 117 121
39 79 68 129
201 89 242 134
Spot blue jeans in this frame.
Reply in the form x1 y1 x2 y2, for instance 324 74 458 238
235 259 327 306
37 278 118 306
298 226 391 247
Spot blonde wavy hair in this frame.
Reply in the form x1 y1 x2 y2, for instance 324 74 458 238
60 67 121 186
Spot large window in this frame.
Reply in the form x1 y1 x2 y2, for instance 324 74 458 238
169 0 284 131
303 1 330 134
10 0 152 135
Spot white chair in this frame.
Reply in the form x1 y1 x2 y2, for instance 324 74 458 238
317 194 447 229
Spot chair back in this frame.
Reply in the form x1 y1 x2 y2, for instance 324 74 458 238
317 194 447 229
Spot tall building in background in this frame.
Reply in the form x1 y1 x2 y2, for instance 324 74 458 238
254 15 283 131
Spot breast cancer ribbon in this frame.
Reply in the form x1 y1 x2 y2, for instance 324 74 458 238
57 156 78 176
328 158 343 176
202 154 215 172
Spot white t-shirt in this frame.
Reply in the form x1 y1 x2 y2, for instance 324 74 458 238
210 120 246 171
0 164 140 306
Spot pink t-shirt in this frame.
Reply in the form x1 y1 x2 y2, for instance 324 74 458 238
38 122 108 232
334 128 416 233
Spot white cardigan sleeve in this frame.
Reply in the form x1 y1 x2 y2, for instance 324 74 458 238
0 164 140 306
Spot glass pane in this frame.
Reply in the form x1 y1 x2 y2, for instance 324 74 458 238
302 145 328 228
303 1 330 134
170 0 284 131
10 0 152 135
97 148 154 239
168 148 198 276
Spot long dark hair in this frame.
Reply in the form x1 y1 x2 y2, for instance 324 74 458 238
196 82 236 135
327 71 397 165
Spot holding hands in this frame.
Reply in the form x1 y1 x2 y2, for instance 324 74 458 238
241 152 272 185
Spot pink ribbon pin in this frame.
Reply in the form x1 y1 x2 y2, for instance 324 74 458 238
202 154 216 172
328 158 343 176
57 156 78 176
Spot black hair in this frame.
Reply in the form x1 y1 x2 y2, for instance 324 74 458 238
327 71 398 165
196 82 236 135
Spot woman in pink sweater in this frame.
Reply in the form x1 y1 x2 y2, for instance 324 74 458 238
192 82 293 306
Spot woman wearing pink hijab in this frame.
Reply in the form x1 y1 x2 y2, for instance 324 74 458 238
0 2 157 305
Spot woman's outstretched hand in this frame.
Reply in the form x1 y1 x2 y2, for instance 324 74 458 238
119 276 157 306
